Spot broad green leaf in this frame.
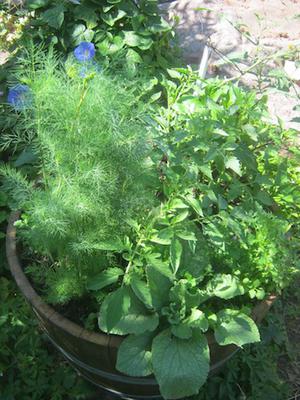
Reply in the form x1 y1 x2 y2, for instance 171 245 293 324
126 49 143 64
169 198 189 210
98 35 124 55
69 23 86 42
146 264 173 310
199 164 212 180
171 309 208 338
176 230 197 241
207 274 244 299
255 191 274 206
170 238 182 274
150 227 173 245
243 124 258 141
150 92 162 103
99 289 158 335
130 273 153 309
213 128 228 137
123 31 153 50
116 333 154 377
26 0 49 10
148 16 171 33
171 324 192 339
225 157 242 176
86 267 123 291
235 145 257 171
41 4 65 29
172 210 189 225
152 330 209 399
74 6 98 29
186 309 209 332
185 195 203 217
214 309 260 347
104 287 130 332
173 96 203 115
102 10 126 27
167 69 182 80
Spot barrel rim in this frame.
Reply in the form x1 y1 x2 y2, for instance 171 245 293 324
6 211 277 358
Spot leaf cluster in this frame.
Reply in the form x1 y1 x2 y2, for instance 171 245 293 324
2 58 300 399
21 0 174 70
97 70 300 398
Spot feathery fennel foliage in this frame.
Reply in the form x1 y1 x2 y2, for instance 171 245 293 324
2 55 159 302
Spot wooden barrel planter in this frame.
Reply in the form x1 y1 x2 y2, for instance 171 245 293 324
6 211 276 400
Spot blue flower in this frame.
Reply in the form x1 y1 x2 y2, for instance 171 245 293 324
74 42 96 62
7 84 32 111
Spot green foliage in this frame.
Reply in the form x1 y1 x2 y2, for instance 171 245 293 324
1 53 159 303
116 332 154 377
214 309 260 347
152 330 210 399
2 55 300 399
21 0 174 70
0 244 95 400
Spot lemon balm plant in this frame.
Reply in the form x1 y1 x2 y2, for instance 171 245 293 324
1 46 300 399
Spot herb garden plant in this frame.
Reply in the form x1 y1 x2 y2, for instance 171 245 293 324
1 45 299 400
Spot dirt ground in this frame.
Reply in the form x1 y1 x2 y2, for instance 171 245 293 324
161 0 300 131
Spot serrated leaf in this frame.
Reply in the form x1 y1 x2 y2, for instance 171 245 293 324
185 195 203 217
116 333 154 377
255 191 274 206
146 264 173 310
86 267 123 291
152 330 209 399
176 230 197 241
130 273 153 309
225 157 242 176
215 309 260 347
99 288 158 335
172 210 189 225
170 238 182 274
199 164 212 179
150 227 173 245
207 274 244 299
104 287 130 332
